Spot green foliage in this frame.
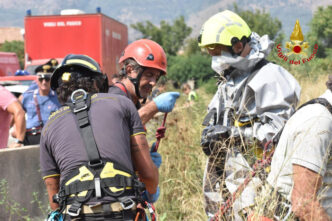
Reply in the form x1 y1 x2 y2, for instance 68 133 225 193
0 179 31 220
233 4 284 44
199 78 218 95
183 38 202 56
306 6 332 58
131 16 192 56
0 40 24 69
0 179 49 220
167 53 214 85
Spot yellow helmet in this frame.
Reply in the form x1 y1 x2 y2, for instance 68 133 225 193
198 10 251 48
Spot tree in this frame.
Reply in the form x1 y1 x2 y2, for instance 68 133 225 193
183 38 202 56
307 6 332 58
131 16 192 56
0 40 24 68
167 53 214 85
234 4 284 44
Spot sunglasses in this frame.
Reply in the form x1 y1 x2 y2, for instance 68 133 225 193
38 76 51 82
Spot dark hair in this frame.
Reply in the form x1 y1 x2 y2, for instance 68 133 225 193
56 72 108 104
118 58 144 79
181 83 191 91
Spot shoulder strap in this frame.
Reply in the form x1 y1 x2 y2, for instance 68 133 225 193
115 82 129 97
33 89 44 127
252 59 269 73
297 97 332 114
114 82 141 109
273 97 332 144
66 89 101 165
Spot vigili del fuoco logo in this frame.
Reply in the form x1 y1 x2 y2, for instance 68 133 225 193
276 19 318 65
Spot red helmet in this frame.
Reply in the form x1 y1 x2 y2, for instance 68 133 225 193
119 39 167 75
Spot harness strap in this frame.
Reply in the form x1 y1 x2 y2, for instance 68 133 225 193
114 82 129 97
64 177 135 194
252 58 269 72
63 90 103 216
33 89 44 127
274 97 332 144
298 97 332 114
114 82 142 109
66 91 101 164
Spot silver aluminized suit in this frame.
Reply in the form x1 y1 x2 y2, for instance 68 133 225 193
202 32 301 220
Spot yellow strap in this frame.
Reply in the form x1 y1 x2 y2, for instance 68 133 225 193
43 174 60 180
234 120 251 127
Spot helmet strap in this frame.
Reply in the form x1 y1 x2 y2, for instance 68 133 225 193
128 68 145 99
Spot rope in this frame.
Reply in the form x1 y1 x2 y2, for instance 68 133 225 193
152 113 168 152
213 140 274 220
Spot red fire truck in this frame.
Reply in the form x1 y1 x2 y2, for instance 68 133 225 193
24 9 128 82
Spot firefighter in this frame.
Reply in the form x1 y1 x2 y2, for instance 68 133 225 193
197 10 301 219
109 39 179 204
20 58 61 145
40 54 159 220
109 39 180 125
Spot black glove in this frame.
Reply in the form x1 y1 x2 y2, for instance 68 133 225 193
201 125 228 156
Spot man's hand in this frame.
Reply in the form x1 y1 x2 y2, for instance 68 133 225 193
44 176 60 211
291 164 331 221
142 186 160 203
153 92 180 112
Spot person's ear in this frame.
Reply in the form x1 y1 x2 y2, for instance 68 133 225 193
125 65 136 78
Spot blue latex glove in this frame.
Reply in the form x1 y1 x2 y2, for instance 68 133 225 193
142 186 160 203
150 152 162 168
150 142 162 168
153 92 180 112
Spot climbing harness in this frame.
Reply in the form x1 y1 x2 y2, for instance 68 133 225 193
53 89 145 219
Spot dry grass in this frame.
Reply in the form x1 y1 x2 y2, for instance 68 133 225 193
146 73 330 220
298 74 329 105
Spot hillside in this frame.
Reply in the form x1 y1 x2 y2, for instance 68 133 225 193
0 0 330 42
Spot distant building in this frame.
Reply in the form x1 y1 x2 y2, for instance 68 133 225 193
0 27 24 47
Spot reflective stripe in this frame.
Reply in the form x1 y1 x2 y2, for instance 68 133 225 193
131 132 146 137
215 21 243 43
43 174 60 180
65 59 98 71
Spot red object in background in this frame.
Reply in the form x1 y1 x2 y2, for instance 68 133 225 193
0 52 20 77
24 13 128 82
